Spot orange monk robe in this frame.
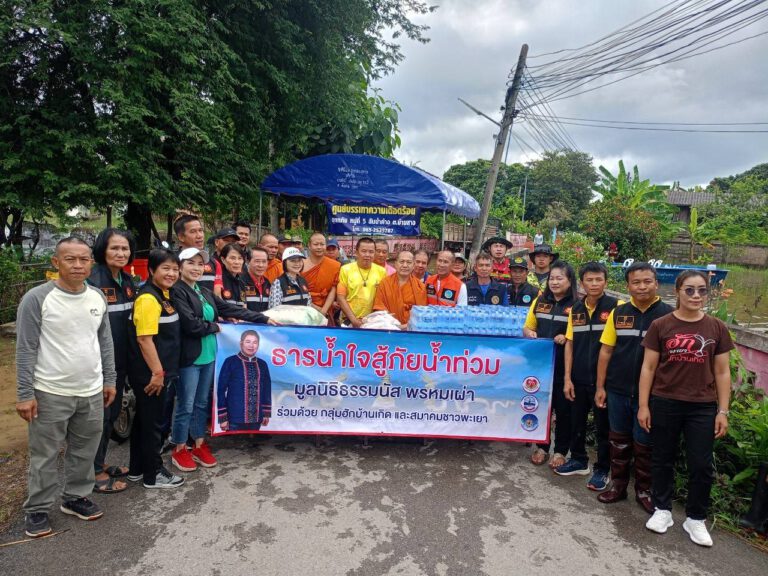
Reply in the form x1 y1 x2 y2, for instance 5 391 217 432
264 258 283 284
373 274 427 325
303 256 341 307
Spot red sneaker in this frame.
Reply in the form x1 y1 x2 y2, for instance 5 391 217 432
191 442 217 468
171 448 197 472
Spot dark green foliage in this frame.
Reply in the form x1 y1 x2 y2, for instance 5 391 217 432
581 197 671 260
525 150 598 227
0 0 432 247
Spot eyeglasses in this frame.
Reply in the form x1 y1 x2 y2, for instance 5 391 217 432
683 287 708 297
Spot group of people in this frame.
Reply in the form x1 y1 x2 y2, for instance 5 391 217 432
15 218 734 548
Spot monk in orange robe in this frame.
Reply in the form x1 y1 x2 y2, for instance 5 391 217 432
259 233 283 283
302 232 341 317
373 250 427 327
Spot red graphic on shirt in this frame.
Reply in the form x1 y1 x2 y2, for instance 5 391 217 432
665 333 716 362
599 311 610 322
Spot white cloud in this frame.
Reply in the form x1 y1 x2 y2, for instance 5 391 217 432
376 0 768 185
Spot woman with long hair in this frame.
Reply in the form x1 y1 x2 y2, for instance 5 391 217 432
214 243 249 308
638 270 733 547
523 260 578 468
88 228 136 494
170 248 272 472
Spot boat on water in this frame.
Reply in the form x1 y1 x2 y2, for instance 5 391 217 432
613 259 729 285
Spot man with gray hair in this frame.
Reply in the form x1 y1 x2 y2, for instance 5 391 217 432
16 237 117 537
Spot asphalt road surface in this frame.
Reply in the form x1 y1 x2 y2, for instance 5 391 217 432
1 435 765 575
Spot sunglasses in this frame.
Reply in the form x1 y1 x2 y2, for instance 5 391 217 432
682 286 708 297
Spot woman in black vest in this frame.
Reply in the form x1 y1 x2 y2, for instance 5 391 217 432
523 261 578 468
269 247 311 307
89 228 136 493
169 248 272 472
127 249 184 489
213 243 249 309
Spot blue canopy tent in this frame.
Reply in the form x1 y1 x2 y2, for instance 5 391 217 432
260 154 480 246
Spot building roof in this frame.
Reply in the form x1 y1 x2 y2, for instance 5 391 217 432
666 190 715 207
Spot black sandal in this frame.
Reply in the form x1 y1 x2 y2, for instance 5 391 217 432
94 476 128 494
104 465 129 478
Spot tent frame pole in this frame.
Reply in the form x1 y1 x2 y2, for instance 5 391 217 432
258 190 263 240
441 209 447 250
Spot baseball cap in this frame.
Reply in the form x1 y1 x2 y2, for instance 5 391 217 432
178 247 210 264
278 235 292 244
326 239 340 248
453 253 467 262
282 247 307 261
214 228 239 241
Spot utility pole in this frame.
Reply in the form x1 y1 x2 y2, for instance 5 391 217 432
469 43 528 261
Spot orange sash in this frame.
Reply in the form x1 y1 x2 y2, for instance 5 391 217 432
373 274 427 325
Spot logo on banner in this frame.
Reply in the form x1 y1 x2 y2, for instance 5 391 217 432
523 376 541 394
521 414 539 431
521 395 539 412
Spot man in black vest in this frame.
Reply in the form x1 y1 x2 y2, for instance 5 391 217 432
506 256 539 307
466 252 507 305
555 262 618 492
595 262 673 513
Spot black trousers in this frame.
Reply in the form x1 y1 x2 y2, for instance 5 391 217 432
129 374 174 484
650 395 717 520
94 370 126 474
538 378 571 455
569 382 610 471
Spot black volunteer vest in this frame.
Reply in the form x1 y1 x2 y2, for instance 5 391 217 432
278 274 310 306
533 293 575 382
507 282 539 307
220 267 247 308
88 264 135 373
570 293 618 386
243 273 271 312
466 278 505 306
605 298 674 397
197 252 219 292
128 282 182 380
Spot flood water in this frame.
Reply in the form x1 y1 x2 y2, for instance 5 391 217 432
657 267 768 333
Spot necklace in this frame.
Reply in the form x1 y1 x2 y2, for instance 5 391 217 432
359 265 371 287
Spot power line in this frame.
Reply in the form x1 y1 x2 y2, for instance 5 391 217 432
519 112 768 126
520 117 768 133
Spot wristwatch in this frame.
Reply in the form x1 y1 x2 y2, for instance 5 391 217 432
717 409 730 416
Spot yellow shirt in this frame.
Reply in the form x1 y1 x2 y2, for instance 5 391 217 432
599 296 659 347
565 297 625 340
337 262 387 319
133 292 166 337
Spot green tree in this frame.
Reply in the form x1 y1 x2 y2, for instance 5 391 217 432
702 175 768 245
442 159 527 209
0 0 433 250
581 197 670 260
593 160 673 217
525 150 597 227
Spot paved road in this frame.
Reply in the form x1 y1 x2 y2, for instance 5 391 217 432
1 436 764 575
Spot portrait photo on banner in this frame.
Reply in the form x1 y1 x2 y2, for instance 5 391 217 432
211 324 555 443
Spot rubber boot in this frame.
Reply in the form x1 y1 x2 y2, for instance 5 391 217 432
739 462 768 534
633 442 655 514
598 431 633 504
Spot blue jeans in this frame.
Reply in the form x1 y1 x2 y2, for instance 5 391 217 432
172 362 215 445
606 391 651 445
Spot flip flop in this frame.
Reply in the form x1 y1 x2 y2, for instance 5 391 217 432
94 476 128 494
104 465 129 478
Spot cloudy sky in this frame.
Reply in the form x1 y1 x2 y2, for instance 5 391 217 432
374 0 768 187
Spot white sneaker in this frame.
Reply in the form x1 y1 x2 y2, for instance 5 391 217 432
683 517 713 547
646 509 674 533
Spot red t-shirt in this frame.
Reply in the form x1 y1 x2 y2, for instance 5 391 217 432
642 313 734 403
